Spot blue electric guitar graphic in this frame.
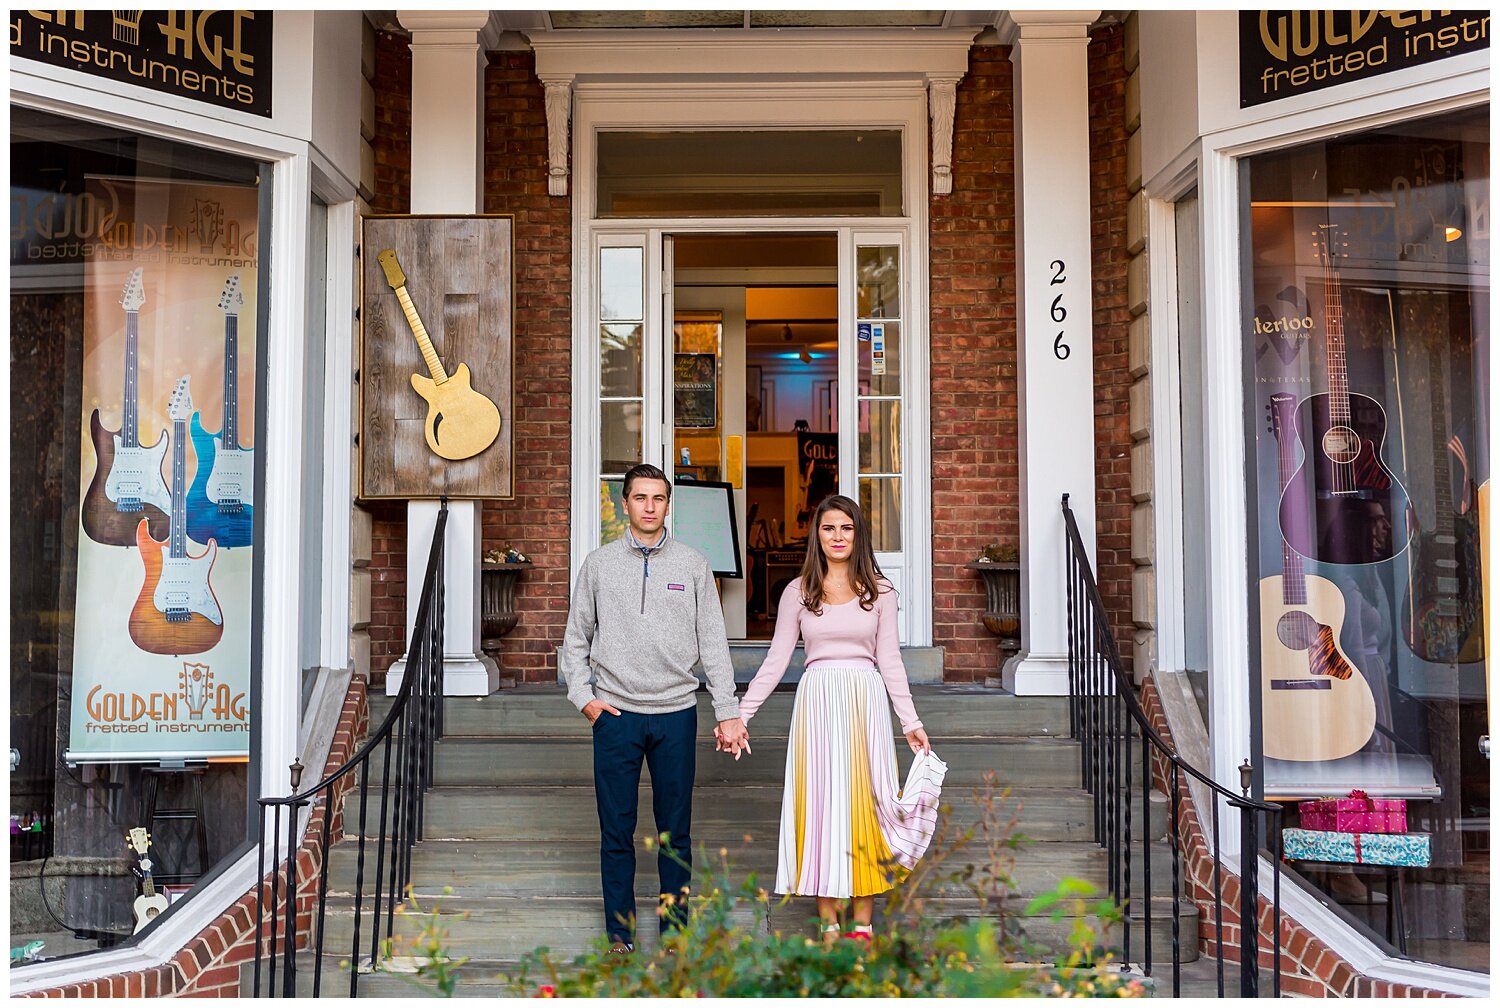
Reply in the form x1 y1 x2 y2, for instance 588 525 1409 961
186 274 253 548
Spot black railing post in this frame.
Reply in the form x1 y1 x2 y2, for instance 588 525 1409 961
1059 495 1283 999
253 501 451 997
1234 760 1262 998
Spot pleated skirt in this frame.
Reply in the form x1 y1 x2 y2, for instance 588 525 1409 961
773 661 945 899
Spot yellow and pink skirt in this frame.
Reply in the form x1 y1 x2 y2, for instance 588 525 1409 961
774 661 946 899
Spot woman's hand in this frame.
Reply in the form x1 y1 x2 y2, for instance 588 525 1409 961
905 727 931 755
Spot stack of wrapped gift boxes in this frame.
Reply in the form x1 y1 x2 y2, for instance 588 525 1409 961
1282 790 1430 867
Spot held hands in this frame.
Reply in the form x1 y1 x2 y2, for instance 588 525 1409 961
906 727 932 756
714 717 751 760
582 699 621 725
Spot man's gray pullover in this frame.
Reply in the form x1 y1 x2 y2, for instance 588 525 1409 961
561 534 741 722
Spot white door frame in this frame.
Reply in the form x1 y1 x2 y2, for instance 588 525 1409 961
567 76 939 646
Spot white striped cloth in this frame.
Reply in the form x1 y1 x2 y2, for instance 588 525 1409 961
772 661 947 899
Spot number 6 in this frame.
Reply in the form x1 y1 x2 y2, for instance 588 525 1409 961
1054 332 1070 360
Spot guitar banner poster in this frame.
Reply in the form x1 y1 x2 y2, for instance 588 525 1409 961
65 177 258 763
1245 125 1487 815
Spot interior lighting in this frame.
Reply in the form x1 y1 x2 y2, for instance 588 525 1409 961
1445 226 1463 242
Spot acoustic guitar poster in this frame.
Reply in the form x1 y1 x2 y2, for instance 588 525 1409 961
65 178 258 763
1248 175 1486 804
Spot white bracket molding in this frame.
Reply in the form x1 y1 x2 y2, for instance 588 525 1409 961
526 28 978 201
541 77 572 196
926 74 962 195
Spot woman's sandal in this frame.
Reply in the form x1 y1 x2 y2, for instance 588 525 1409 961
819 922 842 946
842 924 874 943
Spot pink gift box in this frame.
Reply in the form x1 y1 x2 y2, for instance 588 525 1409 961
1298 791 1407 834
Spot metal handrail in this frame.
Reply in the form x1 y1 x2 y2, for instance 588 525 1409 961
1062 494 1284 997
253 501 448 997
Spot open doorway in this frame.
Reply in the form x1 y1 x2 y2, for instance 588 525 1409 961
671 233 838 640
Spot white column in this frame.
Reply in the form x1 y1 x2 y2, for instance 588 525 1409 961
999 11 1101 696
387 10 501 696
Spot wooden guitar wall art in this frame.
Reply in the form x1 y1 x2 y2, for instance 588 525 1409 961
377 249 502 461
359 215 515 499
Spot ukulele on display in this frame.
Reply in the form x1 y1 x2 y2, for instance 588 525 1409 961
130 377 224 656
186 273 255 548
82 268 172 545
1278 226 1411 566
126 827 169 933
376 248 502 461
1261 392 1378 762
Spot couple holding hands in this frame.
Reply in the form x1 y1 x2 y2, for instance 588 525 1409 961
562 464 946 954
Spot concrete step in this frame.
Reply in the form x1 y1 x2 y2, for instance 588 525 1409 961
372 686 1072 740
342 783 1169 843
322 838 1189 903
312 891 1198 965
425 737 1083 787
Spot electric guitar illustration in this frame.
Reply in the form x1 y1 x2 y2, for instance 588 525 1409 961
82 268 172 546
130 377 224 656
1401 347 1485 664
1261 392 1378 762
126 827 169 933
376 248 502 461
186 273 254 548
1278 226 1412 566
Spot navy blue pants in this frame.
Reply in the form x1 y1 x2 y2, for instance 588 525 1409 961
592 706 696 943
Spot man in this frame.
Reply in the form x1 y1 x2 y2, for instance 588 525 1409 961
562 463 749 954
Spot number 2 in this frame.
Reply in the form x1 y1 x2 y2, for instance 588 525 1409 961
1049 260 1066 285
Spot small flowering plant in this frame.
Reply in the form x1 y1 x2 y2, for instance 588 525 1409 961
485 778 1146 998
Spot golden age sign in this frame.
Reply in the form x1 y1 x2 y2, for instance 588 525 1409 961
359 215 515 499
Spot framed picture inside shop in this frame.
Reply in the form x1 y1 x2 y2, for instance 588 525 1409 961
358 214 515 499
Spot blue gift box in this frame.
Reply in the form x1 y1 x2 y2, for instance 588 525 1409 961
1282 828 1431 868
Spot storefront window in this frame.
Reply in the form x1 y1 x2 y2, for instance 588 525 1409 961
10 107 266 959
857 243 902 551
1243 106 1488 973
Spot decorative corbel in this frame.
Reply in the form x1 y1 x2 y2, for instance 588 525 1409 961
927 74 961 196
542 78 572 197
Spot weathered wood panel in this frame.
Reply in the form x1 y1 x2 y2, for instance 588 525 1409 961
359 215 514 498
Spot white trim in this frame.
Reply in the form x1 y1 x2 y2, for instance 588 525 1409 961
318 199 358 672
1146 194 1187 680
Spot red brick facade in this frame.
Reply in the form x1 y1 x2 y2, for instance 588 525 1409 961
1086 25 1137 667
364 37 1138 684
927 45 1019 681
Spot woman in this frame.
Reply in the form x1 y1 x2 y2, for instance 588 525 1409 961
729 495 944 944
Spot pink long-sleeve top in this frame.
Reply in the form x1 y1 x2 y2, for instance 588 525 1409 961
738 578 923 733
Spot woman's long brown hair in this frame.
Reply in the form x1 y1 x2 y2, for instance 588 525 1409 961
799 494 886 614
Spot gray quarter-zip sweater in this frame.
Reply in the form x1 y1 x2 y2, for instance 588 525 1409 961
561 533 741 722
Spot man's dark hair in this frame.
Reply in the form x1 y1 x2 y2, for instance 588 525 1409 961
622 463 671 501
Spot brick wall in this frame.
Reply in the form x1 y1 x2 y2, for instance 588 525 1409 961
1087 24 1137 667
366 29 413 678
478 51 574 683
928 45 1018 683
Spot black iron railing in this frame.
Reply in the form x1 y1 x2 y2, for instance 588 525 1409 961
1062 494 1285 997
253 502 448 997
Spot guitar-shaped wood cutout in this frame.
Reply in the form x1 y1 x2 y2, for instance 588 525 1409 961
126 827 169 933
1262 392 1378 762
186 273 254 548
1402 343 1484 664
82 268 171 545
376 248 502 461
130 377 224 656
1278 226 1412 565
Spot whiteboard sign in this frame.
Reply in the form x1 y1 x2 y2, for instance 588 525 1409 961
672 480 742 578
600 478 742 578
